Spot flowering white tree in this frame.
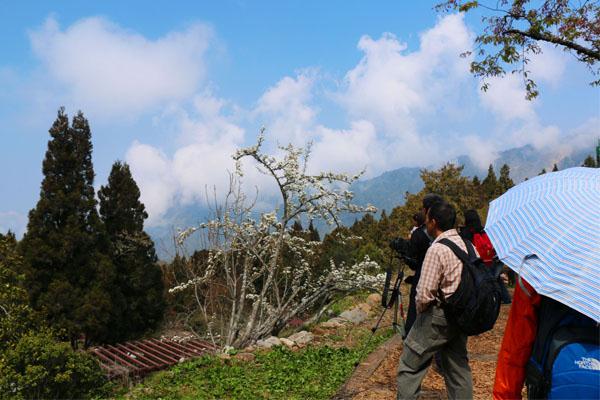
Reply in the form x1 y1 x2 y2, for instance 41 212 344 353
170 131 385 348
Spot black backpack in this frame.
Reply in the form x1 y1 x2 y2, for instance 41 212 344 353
526 296 599 399
437 238 502 336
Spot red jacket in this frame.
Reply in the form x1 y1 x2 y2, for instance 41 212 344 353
493 278 541 399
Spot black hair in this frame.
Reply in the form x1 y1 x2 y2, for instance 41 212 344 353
412 212 425 226
464 209 483 232
422 193 444 211
428 201 456 231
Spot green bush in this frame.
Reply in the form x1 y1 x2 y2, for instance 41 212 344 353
0 331 109 400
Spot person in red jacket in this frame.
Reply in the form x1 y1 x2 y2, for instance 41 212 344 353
460 209 512 304
493 277 541 399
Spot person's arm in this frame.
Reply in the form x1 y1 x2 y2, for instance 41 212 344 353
415 246 442 313
493 278 541 400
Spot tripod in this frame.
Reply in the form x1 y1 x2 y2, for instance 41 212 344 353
354 257 406 367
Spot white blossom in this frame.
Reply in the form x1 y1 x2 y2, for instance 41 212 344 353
170 130 381 348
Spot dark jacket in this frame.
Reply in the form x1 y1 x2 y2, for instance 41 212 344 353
407 224 432 280
404 224 432 336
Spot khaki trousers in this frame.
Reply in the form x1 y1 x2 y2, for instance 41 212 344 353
396 305 473 399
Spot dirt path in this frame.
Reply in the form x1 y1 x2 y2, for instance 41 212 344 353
336 303 511 400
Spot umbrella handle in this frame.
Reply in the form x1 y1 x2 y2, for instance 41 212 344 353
517 254 538 298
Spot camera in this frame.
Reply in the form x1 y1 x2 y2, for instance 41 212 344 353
389 237 411 257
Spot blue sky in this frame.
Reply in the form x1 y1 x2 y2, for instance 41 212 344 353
1 1 598 235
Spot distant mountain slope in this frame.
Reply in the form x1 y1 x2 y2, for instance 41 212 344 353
350 167 423 212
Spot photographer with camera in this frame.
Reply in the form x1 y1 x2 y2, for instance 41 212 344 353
390 193 443 337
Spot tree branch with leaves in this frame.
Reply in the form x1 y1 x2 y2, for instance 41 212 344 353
437 0 600 99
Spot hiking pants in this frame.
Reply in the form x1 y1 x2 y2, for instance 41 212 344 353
396 305 473 400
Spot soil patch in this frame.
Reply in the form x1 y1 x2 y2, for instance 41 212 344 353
340 302 511 399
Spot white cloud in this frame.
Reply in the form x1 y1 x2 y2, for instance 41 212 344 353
513 117 599 154
332 14 475 167
528 43 568 86
254 72 317 145
339 14 472 135
479 43 568 123
460 135 499 170
310 120 381 176
49 13 590 227
479 74 537 121
125 142 177 225
126 92 279 225
29 16 212 117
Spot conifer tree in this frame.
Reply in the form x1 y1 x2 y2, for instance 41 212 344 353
290 220 304 237
582 155 597 168
307 220 320 242
482 164 499 200
98 161 165 341
0 230 16 249
498 164 515 194
552 163 559 172
539 168 547 175
19 109 115 347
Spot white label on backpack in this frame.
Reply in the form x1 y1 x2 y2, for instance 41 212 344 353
574 357 600 371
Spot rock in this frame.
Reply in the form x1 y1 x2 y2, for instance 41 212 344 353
311 326 328 335
366 293 382 306
340 308 368 324
217 353 231 360
280 337 295 348
256 336 282 349
288 331 314 346
243 345 256 353
320 317 349 328
234 352 256 362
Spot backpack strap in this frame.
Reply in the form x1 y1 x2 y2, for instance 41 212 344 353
436 238 473 304
438 238 474 264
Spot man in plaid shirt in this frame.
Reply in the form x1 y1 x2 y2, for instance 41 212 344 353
396 201 474 400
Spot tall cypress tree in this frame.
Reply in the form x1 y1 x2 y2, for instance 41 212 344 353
19 109 115 347
290 220 304 237
98 161 165 341
308 220 320 242
582 155 597 168
498 164 515 194
482 164 499 201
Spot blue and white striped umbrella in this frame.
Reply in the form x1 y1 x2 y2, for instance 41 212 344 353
485 167 600 322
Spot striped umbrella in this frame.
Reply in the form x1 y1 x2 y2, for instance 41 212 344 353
485 167 600 322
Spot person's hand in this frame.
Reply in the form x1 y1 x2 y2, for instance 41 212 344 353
500 272 508 285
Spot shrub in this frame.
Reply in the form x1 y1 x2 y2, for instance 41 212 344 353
0 331 109 400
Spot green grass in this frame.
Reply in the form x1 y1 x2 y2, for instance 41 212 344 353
328 291 371 316
117 328 391 400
